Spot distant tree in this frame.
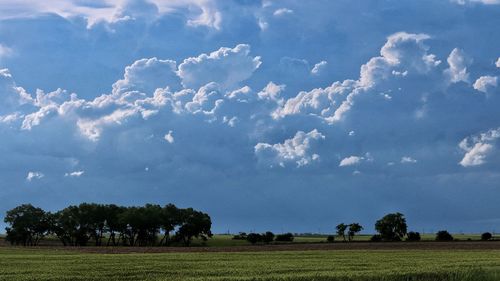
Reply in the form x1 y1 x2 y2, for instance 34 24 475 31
370 234 382 242
347 223 363 241
275 233 294 242
406 231 421 242
326 235 335 243
232 232 247 240
262 231 275 244
374 213 407 241
481 232 493 241
159 204 182 246
246 233 262 245
176 208 212 246
4 204 50 246
435 230 454 241
103 204 126 246
336 223 348 242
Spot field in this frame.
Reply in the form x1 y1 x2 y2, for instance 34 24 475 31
1 241 500 280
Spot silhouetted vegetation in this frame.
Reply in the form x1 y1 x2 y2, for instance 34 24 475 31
481 232 492 241
232 232 247 240
275 233 294 242
326 235 335 243
4 203 212 247
435 230 453 241
370 234 382 242
406 231 421 242
375 213 407 241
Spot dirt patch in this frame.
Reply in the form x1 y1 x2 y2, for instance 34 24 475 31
3 241 500 254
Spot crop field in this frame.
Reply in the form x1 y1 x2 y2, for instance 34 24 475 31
1 246 500 281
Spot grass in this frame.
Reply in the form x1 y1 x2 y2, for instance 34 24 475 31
0 247 499 280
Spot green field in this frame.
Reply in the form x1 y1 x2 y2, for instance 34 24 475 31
0 247 499 281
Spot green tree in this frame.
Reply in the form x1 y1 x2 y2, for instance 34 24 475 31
374 213 407 241
176 208 212 246
347 223 363 241
262 231 275 244
4 204 50 246
159 204 182 246
336 223 348 242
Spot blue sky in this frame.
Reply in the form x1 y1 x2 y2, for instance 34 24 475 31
0 0 500 234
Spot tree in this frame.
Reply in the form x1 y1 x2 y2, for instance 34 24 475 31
406 231 421 242
347 223 363 241
481 232 493 241
275 233 294 242
336 223 348 242
246 233 262 245
374 213 407 241
435 230 453 241
326 235 335 243
262 231 275 244
159 204 182 246
176 208 212 246
4 204 50 246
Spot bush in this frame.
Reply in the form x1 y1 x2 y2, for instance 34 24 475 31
275 233 294 242
246 233 262 244
370 234 382 242
406 231 421 242
232 232 247 240
326 235 335 243
262 231 275 244
481 232 493 241
435 230 454 241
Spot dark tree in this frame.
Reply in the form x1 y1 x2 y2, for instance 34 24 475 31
4 204 50 246
261 231 275 244
336 223 348 242
232 232 247 240
246 233 262 244
275 233 294 242
370 234 382 242
406 231 421 242
481 232 493 241
176 208 212 246
159 204 182 246
435 230 454 241
374 213 407 241
348 223 363 241
326 235 335 243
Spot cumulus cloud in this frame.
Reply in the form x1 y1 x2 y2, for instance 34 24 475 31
459 128 500 167
401 156 418 164
178 44 261 89
339 156 363 167
444 48 470 83
311 61 327 76
273 8 293 17
254 130 325 167
0 44 12 59
164 130 174 144
473 76 498 93
452 0 500 5
496 58 500 68
26 171 44 181
65 171 84 177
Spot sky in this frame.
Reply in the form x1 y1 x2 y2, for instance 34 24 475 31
0 0 499 234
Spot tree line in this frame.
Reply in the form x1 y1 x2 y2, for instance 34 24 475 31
3 203 212 247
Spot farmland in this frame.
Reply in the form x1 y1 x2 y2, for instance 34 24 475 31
1 242 500 281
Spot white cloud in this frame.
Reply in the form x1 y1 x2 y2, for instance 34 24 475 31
459 128 500 167
255 129 325 168
339 156 363 167
452 0 500 5
0 44 12 59
311 61 327 75
473 76 498 93
178 44 262 89
65 171 84 177
26 171 44 181
164 130 174 144
401 156 417 164
444 48 470 83
273 8 293 17
496 58 500 68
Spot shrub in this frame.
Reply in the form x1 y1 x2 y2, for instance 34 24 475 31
435 230 454 241
406 231 421 242
275 233 294 242
246 233 262 244
481 232 493 241
370 234 382 242
232 232 247 240
326 235 335 243
262 231 275 244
